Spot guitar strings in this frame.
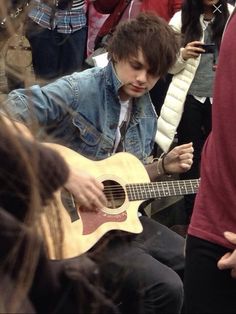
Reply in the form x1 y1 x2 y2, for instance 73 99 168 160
103 181 199 190
103 181 199 200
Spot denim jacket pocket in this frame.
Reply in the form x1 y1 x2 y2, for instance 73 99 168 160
72 114 112 159
72 114 102 146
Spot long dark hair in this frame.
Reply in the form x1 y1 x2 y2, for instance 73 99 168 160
181 0 229 48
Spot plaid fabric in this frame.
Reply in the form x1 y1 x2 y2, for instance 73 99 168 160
28 0 86 34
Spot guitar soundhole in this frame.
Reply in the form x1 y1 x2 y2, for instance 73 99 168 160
103 180 125 209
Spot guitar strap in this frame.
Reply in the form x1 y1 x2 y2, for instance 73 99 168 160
116 121 127 152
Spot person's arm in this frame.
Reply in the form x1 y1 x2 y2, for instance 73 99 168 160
4 76 77 128
34 140 107 212
167 10 188 74
217 232 236 279
0 116 107 213
1 114 34 139
146 142 194 181
167 11 204 75
93 0 121 14
64 167 107 212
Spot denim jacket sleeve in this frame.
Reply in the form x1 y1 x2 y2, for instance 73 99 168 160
4 76 77 127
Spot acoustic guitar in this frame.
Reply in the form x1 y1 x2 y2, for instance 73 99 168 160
41 144 199 259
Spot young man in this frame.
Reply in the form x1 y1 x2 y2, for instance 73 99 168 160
4 13 193 313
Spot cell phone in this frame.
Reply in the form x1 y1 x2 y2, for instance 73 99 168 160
199 43 216 54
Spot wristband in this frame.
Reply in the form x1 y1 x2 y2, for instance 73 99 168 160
161 153 169 175
153 152 166 176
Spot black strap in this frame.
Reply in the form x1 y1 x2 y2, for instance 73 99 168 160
116 121 127 153
57 0 73 10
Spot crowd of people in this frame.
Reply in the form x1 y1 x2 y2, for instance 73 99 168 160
0 0 236 313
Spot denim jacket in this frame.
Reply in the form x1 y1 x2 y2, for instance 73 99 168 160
6 62 157 163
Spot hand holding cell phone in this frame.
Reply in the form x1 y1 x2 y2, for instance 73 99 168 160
181 41 206 60
198 43 216 54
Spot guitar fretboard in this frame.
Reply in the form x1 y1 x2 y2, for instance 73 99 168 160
126 179 200 201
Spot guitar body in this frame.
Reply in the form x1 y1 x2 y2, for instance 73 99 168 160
42 144 148 259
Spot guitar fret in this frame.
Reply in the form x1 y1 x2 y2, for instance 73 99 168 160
128 184 135 200
172 180 179 196
170 180 175 196
149 184 157 198
190 181 196 193
126 179 200 201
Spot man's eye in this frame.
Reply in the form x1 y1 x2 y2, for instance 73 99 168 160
130 62 141 69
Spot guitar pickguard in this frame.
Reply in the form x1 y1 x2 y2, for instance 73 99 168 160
80 210 127 235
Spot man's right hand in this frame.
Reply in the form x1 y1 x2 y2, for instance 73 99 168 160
64 168 107 212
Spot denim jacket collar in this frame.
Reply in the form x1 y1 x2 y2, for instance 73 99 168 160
105 61 123 97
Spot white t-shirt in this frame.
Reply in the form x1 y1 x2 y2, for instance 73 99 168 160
113 98 132 153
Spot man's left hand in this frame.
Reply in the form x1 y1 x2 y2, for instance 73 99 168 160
164 142 194 174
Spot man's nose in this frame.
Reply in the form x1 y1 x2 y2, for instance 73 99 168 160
136 70 148 83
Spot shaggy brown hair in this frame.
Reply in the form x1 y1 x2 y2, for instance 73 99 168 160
107 12 180 78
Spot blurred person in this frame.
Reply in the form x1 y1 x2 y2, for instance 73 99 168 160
25 0 87 81
0 112 118 313
0 0 34 92
184 8 236 313
86 0 109 57
93 0 182 50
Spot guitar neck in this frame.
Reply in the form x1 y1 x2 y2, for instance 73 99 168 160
126 179 200 201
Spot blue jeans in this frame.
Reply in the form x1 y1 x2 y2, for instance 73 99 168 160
26 19 87 80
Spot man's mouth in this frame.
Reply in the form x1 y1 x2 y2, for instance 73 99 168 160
131 85 146 92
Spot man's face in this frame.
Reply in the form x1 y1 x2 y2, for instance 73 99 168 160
114 50 160 101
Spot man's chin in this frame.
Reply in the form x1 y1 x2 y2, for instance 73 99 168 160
128 88 146 98
120 86 146 100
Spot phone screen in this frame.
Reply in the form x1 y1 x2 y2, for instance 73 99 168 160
200 44 216 54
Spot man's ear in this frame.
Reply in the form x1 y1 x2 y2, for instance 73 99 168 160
112 53 119 63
